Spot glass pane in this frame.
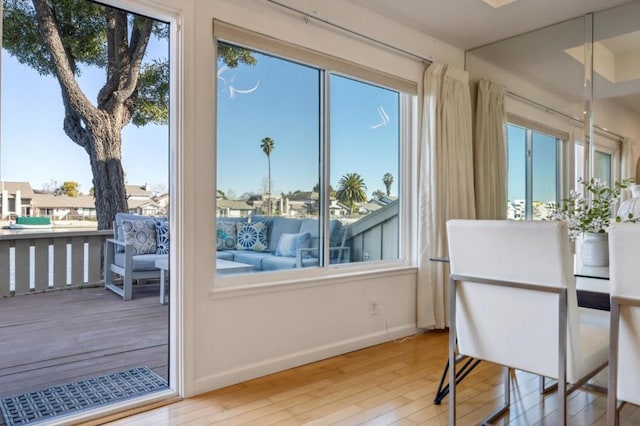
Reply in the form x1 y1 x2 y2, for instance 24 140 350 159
216 42 321 275
507 124 526 220
532 131 558 220
329 74 400 263
593 151 612 188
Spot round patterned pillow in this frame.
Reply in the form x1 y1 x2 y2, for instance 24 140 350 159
236 221 268 252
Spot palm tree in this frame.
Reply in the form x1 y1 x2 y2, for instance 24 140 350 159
382 173 394 196
260 137 275 214
337 173 368 215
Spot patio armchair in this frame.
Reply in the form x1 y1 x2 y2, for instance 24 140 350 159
295 227 351 268
104 213 168 300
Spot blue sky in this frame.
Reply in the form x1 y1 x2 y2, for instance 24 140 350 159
507 124 557 203
1 31 169 194
216 46 399 198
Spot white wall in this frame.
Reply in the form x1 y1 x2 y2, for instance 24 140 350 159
172 0 465 397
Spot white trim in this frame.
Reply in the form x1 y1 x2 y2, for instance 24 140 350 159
49 389 177 426
11 1 189 423
190 323 419 395
212 266 417 299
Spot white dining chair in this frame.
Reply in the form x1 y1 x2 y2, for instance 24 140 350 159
608 223 640 425
447 220 609 425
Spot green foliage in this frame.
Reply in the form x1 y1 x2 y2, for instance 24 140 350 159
3 1 257 127
59 181 80 197
132 59 169 126
382 172 394 196
553 177 632 240
372 189 386 199
218 42 258 67
3 0 107 76
260 137 275 157
337 173 367 214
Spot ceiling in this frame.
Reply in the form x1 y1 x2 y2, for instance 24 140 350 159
348 0 634 50
348 0 640 114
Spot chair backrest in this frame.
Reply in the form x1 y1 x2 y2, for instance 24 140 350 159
447 220 580 381
609 223 640 406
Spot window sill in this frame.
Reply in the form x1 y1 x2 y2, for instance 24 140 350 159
210 263 418 299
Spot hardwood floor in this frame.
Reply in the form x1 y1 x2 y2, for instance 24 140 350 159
105 331 640 425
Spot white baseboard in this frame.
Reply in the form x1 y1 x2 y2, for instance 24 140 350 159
190 323 419 396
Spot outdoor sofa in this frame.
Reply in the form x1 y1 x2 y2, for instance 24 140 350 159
216 216 350 272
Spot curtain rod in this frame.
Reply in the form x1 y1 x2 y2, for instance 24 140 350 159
507 91 624 142
264 0 433 65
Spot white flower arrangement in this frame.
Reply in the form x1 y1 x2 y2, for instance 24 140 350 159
552 177 633 241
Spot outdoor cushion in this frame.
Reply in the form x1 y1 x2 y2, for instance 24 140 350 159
266 217 303 252
217 221 238 250
231 251 272 269
114 253 167 271
121 218 157 255
262 255 318 271
155 218 169 254
216 251 235 261
236 221 269 251
115 212 153 252
275 232 311 257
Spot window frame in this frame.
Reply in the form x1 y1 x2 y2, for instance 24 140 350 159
213 24 413 286
574 136 621 189
506 121 564 221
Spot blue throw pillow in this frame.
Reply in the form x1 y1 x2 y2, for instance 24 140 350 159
236 221 269 252
155 218 170 255
217 221 237 250
275 232 311 257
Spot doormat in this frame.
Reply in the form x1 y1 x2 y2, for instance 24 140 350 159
0 366 168 426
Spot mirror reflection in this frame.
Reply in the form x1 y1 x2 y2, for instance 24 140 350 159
466 1 640 221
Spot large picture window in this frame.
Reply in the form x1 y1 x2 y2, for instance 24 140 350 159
215 39 402 276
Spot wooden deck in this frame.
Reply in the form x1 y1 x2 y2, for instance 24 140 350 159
0 283 169 402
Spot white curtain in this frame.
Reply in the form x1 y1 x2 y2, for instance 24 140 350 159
474 80 507 219
621 137 637 200
417 64 475 329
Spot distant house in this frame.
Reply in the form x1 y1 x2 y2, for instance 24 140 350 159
154 193 170 215
126 184 154 200
0 181 36 217
0 182 162 219
217 199 254 217
31 194 97 219
288 191 318 216
124 184 164 215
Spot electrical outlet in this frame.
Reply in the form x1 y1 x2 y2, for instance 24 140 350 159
369 297 380 315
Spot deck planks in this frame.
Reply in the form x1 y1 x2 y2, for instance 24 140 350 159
0 284 168 405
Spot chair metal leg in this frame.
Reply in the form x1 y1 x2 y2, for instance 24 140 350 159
433 355 482 404
449 277 457 426
539 376 557 394
558 290 568 426
480 367 511 425
608 300 621 426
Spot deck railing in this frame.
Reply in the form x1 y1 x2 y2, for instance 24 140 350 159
0 229 112 297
